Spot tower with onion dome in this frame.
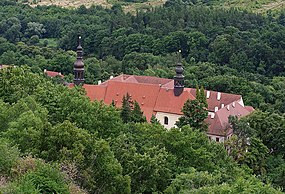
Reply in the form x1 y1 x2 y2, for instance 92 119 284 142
174 50 184 96
74 36 85 85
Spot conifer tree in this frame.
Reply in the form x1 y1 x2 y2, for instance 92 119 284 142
195 84 200 101
131 101 146 123
199 85 208 108
176 99 208 131
150 114 160 124
121 93 133 123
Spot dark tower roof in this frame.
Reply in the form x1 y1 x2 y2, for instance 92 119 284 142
74 36 84 68
74 36 85 85
174 50 184 96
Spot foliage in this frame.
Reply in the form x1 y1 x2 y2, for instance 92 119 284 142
121 93 133 123
2 160 69 194
0 138 20 176
164 168 221 193
150 114 160 124
121 93 146 123
245 110 285 156
225 116 269 175
176 99 208 131
131 101 147 123
0 0 285 191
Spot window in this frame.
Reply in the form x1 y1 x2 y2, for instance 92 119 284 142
216 137 220 142
164 116 169 125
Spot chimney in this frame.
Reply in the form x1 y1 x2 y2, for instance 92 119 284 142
174 50 184 96
214 107 218 112
227 105 230 111
98 80 102 85
44 69 47 73
110 75 114 79
206 91 210 99
217 92 221 101
232 102 235 108
221 104 224 108
211 113 215 119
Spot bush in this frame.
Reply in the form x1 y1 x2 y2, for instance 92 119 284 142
0 138 19 176
3 161 70 194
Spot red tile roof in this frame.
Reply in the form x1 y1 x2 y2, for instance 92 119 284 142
83 84 106 101
132 75 173 85
189 89 242 112
154 88 195 114
245 106 255 112
49 72 253 135
103 81 161 121
44 70 64 78
111 74 173 87
206 102 254 136
81 75 250 129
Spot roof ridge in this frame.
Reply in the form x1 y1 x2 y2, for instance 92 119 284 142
108 79 164 87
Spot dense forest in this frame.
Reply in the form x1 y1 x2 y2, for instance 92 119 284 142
0 0 285 193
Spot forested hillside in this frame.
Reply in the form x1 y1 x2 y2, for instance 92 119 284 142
0 66 283 193
0 0 285 193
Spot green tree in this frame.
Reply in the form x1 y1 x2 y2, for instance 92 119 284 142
0 138 19 175
150 114 160 124
165 168 221 193
246 111 285 156
1 17 22 42
176 99 208 131
121 93 133 123
266 155 285 189
199 85 207 107
226 116 255 161
2 160 70 194
195 84 200 101
24 22 46 38
131 101 146 123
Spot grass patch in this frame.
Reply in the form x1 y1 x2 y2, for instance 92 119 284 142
26 0 285 15
39 38 58 48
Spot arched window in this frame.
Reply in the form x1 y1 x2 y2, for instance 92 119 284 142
164 116 169 125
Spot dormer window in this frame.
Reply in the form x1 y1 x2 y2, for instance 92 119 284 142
164 116 169 125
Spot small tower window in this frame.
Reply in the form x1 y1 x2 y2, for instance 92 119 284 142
164 116 169 125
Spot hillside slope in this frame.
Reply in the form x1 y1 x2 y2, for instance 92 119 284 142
218 0 285 13
27 0 285 14
27 0 166 13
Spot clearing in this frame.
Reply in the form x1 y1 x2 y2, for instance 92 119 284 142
27 0 285 14
27 0 166 13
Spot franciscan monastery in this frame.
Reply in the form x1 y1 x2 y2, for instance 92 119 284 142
45 37 254 142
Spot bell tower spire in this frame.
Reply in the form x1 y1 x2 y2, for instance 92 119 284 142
174 50 184 96
74 36 85 85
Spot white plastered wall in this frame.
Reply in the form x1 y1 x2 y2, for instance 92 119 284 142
207 135 225 142
155 112 181 129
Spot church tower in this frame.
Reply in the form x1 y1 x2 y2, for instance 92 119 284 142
74 36 85 85
174 50 184 96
